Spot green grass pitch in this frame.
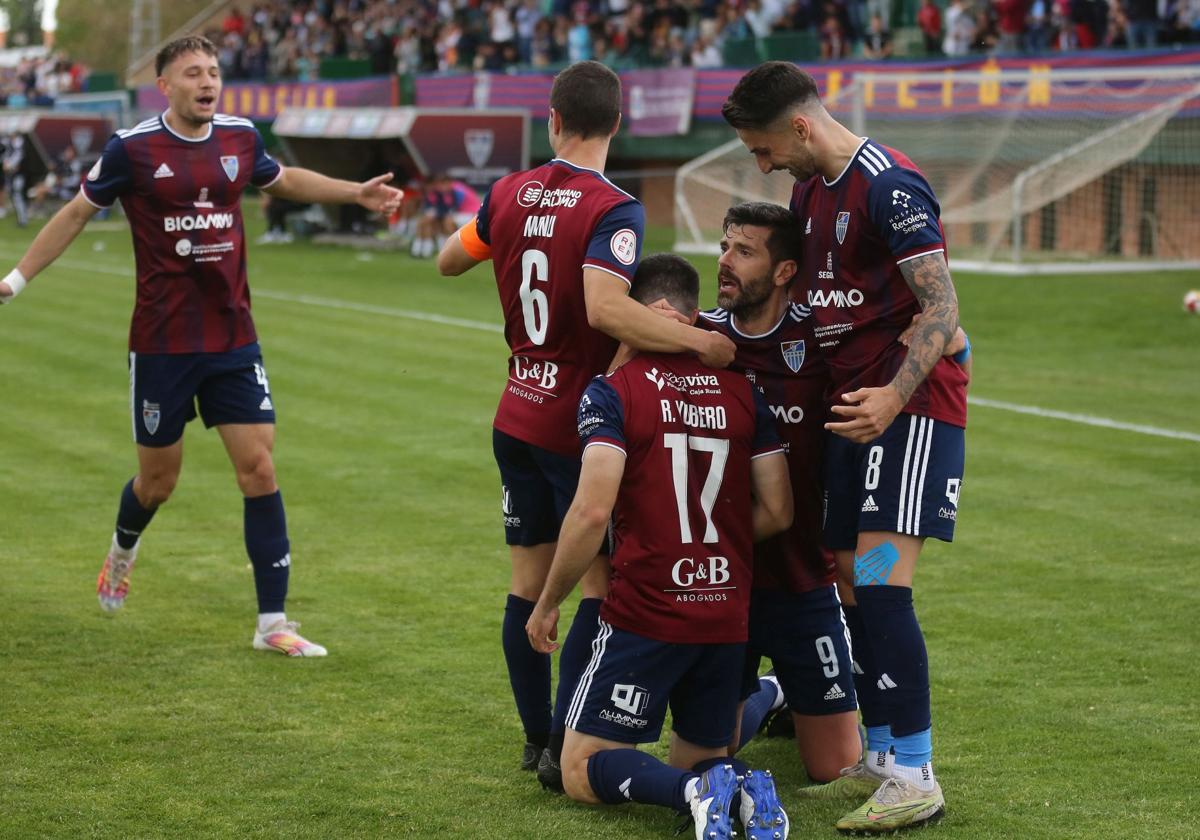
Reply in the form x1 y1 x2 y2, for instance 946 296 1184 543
1 210 1198 838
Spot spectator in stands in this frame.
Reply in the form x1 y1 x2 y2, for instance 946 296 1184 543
819 1 849 57
994 0 1029 53
971 4 1000 50
1125 0 1161 46
862 12 894 56
918 0 944 54
1024 0 1052 50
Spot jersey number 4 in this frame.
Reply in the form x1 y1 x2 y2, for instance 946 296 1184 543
520 249 550 345
664 433 729 544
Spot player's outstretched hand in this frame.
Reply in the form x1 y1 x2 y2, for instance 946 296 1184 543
356 173 404 215
697 330 737 369
825 385 904 443
526 604 561 654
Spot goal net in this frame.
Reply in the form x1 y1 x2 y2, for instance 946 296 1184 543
675 66 1200 273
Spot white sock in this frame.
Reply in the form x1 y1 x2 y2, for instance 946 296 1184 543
683 776 700 803
892 760 936 791
869 748 894 777
761 674 786 711
257 612 287 633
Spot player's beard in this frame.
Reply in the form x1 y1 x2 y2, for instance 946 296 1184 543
718 269 775 319
784 146 818 181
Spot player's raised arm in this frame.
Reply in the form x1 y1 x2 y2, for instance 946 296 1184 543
584 269 736 368
264 167 403 215
0 192 100 303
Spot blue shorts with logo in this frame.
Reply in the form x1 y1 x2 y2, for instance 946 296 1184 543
492 428 581 547
740 586 858 715
129 342 275 447
823 414 965 550
566 621 745 748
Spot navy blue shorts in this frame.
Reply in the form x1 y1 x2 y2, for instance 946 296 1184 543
129 342 275 447
566 621 745 747
492 428 581 547
740 586 858 715
823 414 965 550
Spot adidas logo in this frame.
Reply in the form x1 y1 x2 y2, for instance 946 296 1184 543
877 673 897 691
861 494 879 512
272 553 291 569
823 683 846 701
619 778 633 800
153 163 174 179
259 396 273 410
805 216 812 234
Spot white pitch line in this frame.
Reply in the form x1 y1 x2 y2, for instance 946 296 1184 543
968 396 1200 443
15 252 1200 443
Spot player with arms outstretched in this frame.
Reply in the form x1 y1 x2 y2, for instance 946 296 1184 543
438 61 735 780
0 36 402 656
527 254 793 840
723 62 969 832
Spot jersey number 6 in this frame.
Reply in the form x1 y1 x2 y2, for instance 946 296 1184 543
520 249 550 345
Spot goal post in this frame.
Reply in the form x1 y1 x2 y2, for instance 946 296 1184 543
674 66 1200 272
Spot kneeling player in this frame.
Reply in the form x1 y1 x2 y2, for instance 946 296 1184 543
699 203 861 781
528 255 794 839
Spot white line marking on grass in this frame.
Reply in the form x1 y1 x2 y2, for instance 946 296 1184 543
968 397 1200 443
11 254 505 334
21 253 1200 442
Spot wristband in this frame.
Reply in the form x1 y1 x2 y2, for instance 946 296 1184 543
952 333 971 364
1 268 27 303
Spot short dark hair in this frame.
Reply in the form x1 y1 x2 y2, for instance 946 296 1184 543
723 202 802 266
630 254 700 315
550 61 622 140
156 36 218 76
721 62 821 130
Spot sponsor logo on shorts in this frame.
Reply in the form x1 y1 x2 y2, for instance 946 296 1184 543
938 507 957 520
598 708 649 729
877 673 897 691
501 486 520 528
861 495 879 513
259 397 273 411
611 683 650 715
945 478 961 507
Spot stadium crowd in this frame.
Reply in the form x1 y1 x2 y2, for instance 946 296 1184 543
210 0 1200 79
0 50 87 106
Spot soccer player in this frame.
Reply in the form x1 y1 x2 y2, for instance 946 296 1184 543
0 36 403 656
699 202 862 782
526 253 793 840
722 62 968 832
437 60 735 779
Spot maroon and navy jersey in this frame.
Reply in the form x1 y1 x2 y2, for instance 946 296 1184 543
577 353 783 644
81 113 282 354
699 304 836 593
475 158 644 456
790 138 967 428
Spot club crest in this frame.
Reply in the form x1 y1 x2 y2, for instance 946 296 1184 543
220 155 239 182
835 211 850 245
142 400 160 435
464 129 494 168
780 340 805 372
70 126 94 154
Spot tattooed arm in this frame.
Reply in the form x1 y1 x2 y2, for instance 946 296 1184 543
890 252 959 402
824 252 958 443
